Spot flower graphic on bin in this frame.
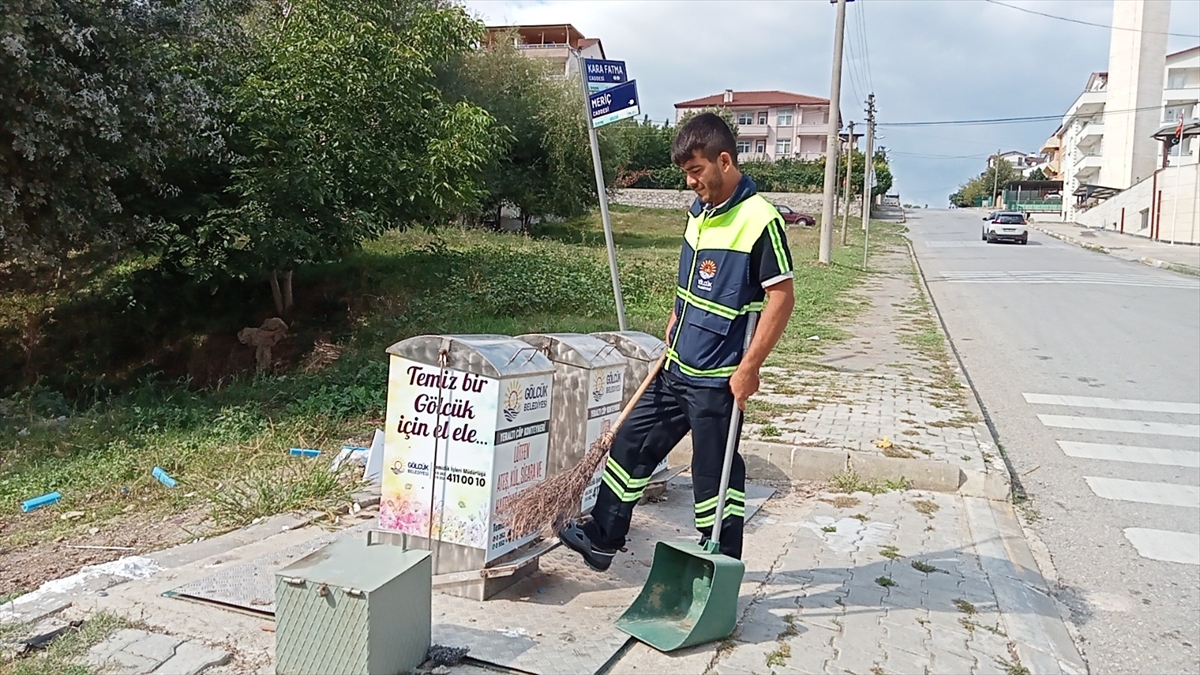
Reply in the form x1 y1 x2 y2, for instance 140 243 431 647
591 373 605 402
503 380 522 422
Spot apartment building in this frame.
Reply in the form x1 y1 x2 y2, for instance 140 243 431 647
674 90 832 163
1159 45 1200 167
484 24 605 79
1058 72 1109 220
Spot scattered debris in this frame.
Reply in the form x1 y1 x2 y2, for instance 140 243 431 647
289 448 321 458
21 491 61 513
425 645 470 668
237 317 289 373
60 511 86 521
807 335 821 341
66 545 136 552
873 436 893 449
152 467 177 488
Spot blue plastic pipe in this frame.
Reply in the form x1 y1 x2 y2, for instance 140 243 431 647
21 491 61 512
152 467 177 488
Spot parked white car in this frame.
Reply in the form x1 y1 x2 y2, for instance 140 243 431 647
982 211 1029 245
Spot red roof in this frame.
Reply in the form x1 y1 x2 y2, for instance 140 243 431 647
675 90 829 108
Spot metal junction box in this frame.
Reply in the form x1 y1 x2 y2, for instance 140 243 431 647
274 536 431 675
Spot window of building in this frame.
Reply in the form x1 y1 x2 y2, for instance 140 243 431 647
777 110 793 126
736 140 751 154
775 139 792 155
1167 70 1187 89
756 140 766 153
758 112 768 125
737 113 754 125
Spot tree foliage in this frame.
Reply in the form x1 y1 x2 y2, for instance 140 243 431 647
163 0 496 300
950 158 1019 207
0 0 251 268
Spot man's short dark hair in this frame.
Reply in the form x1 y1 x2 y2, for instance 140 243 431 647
672 112 738 167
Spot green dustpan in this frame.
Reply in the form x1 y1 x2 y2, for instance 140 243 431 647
614 539 744 651
615 315 757 652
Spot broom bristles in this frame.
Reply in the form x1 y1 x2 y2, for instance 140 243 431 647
502 429 616 539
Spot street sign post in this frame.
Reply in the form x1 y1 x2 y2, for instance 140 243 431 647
575 52 628 330
589 80 640 129
585 59 628 93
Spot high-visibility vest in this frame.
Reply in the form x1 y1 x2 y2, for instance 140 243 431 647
666 179 785 386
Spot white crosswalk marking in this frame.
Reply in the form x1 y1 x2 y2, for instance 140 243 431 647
1084 477 1200 508
1037 414 1200 438
1023 393 1200 415
939 270 1199 289
1057 441 1200 468
1123 529 1200 566
1027 391 1200 565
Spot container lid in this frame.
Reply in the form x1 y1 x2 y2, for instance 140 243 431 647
515 333 627 370
591 331 666 362
386 334 555 379
276 537 430 592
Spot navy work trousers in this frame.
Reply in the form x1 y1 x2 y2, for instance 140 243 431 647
582 369 746 559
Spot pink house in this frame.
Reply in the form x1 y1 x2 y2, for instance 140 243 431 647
674 90 832 163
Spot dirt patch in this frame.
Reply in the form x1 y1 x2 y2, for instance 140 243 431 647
0 506 216 599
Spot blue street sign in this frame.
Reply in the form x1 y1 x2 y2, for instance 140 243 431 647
589 79 640 128
584 59 627 93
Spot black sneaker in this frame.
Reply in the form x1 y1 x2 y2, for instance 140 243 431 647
557 520 616 572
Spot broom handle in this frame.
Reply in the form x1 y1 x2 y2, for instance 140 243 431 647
608 351 667 434
711 312 758 550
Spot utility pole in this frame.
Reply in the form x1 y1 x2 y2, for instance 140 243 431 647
991 148 1000 209
861 94 875 270
861 94 875 232
841 120 855 246
818 0 849 264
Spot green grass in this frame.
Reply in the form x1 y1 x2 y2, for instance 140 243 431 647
0 613 129 675
0 206 890 556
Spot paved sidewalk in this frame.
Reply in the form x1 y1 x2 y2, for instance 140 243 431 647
1030 220 1200 274
0 230 1086 675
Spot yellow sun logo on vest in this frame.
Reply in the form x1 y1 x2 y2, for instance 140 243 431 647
697 259 718 291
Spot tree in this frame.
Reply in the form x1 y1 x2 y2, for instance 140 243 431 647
171 0 497 314
1027 167 1048 181
1 0 251 270
677 107 740 139
441 31 606 229
950 158 1018 208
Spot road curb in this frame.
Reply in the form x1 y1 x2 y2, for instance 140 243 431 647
1032 224 1200 276
905 240 1014 502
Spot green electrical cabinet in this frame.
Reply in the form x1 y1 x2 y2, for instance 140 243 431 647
274 536 431 675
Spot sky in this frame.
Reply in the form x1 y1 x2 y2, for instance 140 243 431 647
463 0 1200 206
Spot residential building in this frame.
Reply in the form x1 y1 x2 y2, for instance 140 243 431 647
1160 45 1200 167
992 150 1051 178
1100 0 1169 190
1058 72 1108 220
484 24 605 79
673 90 832 163
1040 128 1064 180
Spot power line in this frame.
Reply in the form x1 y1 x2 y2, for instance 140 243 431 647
879 103 1169 128
984 0 1200 39
856 0 875 93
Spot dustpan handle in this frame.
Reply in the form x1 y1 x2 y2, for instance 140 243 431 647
710 312 758 551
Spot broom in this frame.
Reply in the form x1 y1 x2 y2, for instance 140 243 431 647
503 353 667 539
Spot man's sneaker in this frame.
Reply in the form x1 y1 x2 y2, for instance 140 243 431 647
557 520 616 572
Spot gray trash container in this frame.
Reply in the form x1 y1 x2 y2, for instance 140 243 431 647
379 334 555 599
515 333 628 514
592 331 672 477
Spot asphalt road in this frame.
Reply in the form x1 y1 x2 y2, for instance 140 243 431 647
905 208 1200 674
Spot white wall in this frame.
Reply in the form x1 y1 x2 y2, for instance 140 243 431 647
1076 164 1199 244
1102 0 1170 189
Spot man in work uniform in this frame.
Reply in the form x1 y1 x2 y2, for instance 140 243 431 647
559 113 796 569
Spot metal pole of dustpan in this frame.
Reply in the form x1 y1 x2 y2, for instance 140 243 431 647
709 313 757 552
